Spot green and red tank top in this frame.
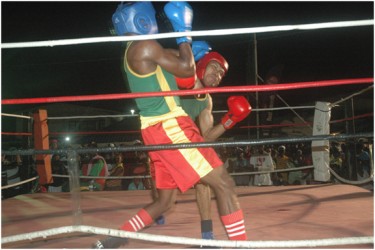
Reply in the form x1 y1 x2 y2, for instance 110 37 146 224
123 42 182 117
180 94 209 121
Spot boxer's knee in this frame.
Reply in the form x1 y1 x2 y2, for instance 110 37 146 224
202 166 236 194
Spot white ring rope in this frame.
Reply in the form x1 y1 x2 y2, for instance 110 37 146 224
276 94 313 130
1 113 32 119
330 85 374 107
1 176 39 190
2 19 373 49
1 225 373 248
328 165 373 185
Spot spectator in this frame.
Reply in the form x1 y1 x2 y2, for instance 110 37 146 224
301 144 313 184
249 145 274 186
128 166 147 190
293 149 304 167
47 154 69 192
104 143 116 172
2 151 22 199
357 140 371 176
259 65 283 137
275 145 289 185
340 143 349 179
330 143 343 183
81 142 109 191
105 153 125 191
128 178 146 190
234 149 251 186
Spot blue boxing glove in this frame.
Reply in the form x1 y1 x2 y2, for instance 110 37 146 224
192 41 212 61
164 1 193 44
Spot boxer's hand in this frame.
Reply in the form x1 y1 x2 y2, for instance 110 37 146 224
164 1 193 44
192 41 211 61
221 96 252 129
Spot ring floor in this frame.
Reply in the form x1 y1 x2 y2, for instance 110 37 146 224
1 184 373 249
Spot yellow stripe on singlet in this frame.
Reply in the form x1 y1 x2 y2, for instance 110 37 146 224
161 117 213 178
155 66 178 112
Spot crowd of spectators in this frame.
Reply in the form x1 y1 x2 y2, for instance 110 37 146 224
2 138 373 199
216 143 314 187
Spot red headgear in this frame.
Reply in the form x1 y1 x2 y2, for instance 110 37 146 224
196 52 229 81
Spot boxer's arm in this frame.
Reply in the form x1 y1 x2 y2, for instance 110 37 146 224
198 96 226 142
127 40 195 78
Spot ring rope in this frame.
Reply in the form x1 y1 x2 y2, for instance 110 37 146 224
330 85 374 107
2 19 373 49
216 105 316 113
2 133 372 156
4 112 370 137
45 105 316 120
2 78 373 105
1 176 39 190
327 166 373 185
3 112 369 137
4 163 371 191
276 93 313 130
329 113 373 125
1 113 32 119
2 132 32 136
0 105 316 123
1 225 373 248
0 105 315 123
62 165 373 185
0 166 313 190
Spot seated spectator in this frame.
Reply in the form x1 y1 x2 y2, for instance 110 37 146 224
2 150 22 199
47 154 69 192
80 142 109 191
104 143 116 171
128 166 146 190
128 178 146 190
105 153 125 191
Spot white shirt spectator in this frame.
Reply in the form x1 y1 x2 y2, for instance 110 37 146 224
250 152 274 186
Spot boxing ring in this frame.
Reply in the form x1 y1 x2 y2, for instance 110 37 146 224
2 18 374 249
1 185 373 248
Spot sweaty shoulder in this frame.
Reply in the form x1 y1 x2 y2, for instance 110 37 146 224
127 40 161 75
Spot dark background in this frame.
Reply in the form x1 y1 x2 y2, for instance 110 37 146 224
1 1 374 114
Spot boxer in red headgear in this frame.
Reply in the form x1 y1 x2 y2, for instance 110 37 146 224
148 43 252 241
163 48 252 241
196 51 229 87
179 46 252 240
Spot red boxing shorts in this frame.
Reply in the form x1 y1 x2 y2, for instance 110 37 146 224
142 115 222 192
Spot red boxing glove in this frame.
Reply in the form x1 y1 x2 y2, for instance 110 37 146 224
175 75 196 89
221 96 252 129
